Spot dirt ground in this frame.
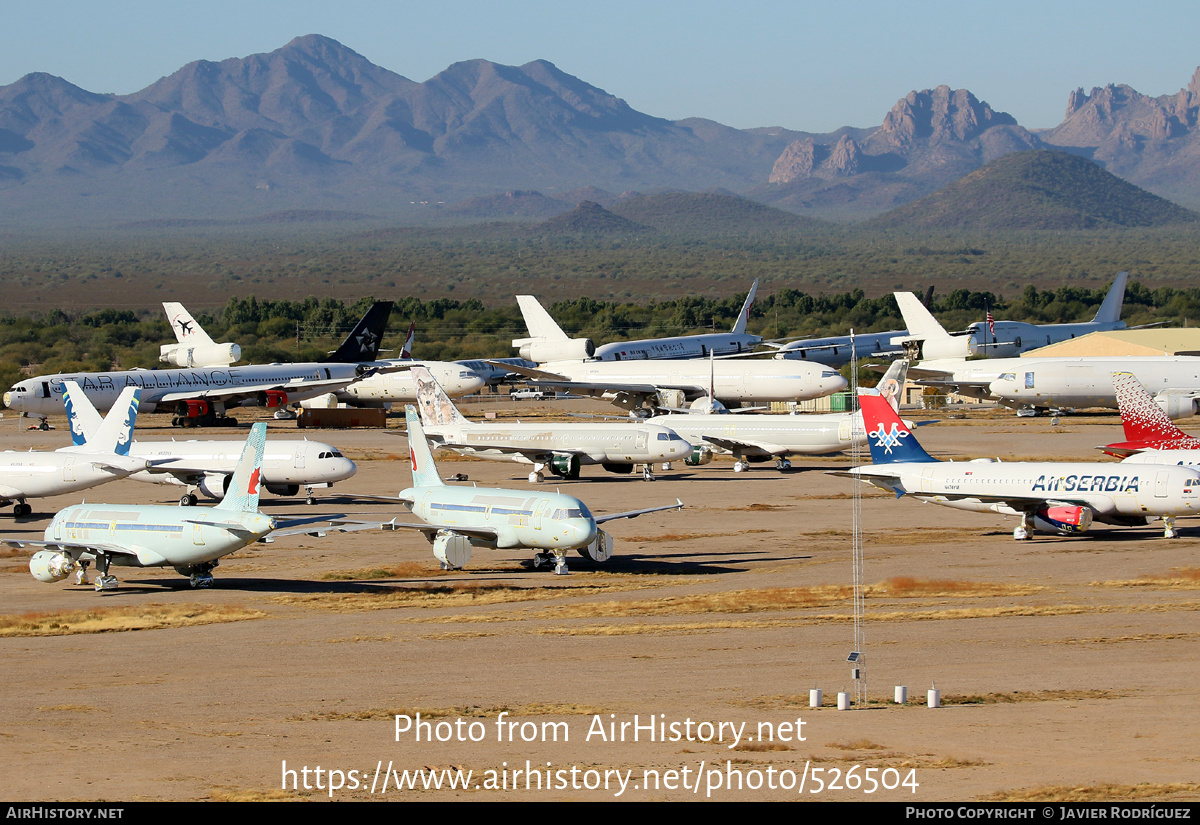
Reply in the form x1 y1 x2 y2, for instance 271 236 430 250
1 402 1198 802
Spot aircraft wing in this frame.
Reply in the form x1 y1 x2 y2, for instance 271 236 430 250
264 516 354 539
156 376 356 405
2 538 138 558
699 435 789 457
595 499 683 524
830 469 1117 514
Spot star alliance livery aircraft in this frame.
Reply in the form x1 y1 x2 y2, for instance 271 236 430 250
835 392 1200 540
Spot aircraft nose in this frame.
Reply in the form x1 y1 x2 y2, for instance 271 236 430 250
338 458 357 479
2 391 10 408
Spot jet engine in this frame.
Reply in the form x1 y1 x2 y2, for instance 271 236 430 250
433 533 472 569
30 550 76 583
159 342 241 368
1154 392 1200 421
1032 505 1093 535
549 454 582 479
578 530 613 563
684 446 714 466
518 338 595 363
265 484 300 497
176 399 210 418
256 390 289 408
197 473 232 499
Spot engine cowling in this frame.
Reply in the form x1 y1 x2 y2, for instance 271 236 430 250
578 530 613 563
159 342 241 368
519 338 595 363
1032 505 1093 535
176 399 210 418
257 390 289 408
30 550 75 583
684 446 714 466
549 454 582 479
198 473 232 499
265 484 300 497
1154 392 1200 421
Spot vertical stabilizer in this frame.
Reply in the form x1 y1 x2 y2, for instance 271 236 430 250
405 406 445 488
876 359 910 413
325 301 394 363
216 422 267 512
858 393 937 465
65 383 139 456
412 367 471 427
400 321 416 360
1112 371 1190 443
516 295 569 341
62 380 103 447
731 279 759 335
894 292 953 343
1092 272 1128 325
163 302 215 345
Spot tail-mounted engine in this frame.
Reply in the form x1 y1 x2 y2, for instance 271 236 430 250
516 338 595 363
159 342 241 368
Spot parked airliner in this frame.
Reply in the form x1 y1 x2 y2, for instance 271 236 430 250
159 302 241 368
1102 372 1200 456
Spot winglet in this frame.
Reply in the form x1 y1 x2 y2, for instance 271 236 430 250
405 406 446 488
731 279 758 335
1092 272 1128 325
412 366 471 427
858 393 937 465
216 422 267 512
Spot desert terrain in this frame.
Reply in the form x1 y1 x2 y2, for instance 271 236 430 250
1 401 1197 802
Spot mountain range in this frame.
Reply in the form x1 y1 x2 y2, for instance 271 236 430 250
3 34 1200 228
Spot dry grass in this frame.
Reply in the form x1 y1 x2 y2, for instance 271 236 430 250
880 577 1048 598
983 783 1200 802
1092 567 1200 589
208 788 303 802
732 742 792 752
321 562 450 581
621 529 771 542
941 689 1123 705
273 582 602 612
294 701 606 723
0 604 265 636
828 739 888 751
535 585 853 620
1063 632 1200 645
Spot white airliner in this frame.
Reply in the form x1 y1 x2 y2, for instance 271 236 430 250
343 407 683 574
410 366 692 482
4 302 395 427
63 387 356 504
0 383 148 517
893 272 1128 360
653 359 909 473
835 392 1200 540
160 302 241 368
513 280 761 364
981 357 1200 416
9 422 343 591
496 357 847 412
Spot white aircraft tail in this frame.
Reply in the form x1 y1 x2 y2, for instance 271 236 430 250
1092 272 1128 325
516 295 569 341
876 359 910 412
215 422 267 513
412 366 471 427
405 406 445 488
61 381 139 456
731 279 759 335
894 292 953 343
163 302 215 345
400 321 416 360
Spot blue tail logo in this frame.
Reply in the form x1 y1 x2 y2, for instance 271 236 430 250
870 421 910 455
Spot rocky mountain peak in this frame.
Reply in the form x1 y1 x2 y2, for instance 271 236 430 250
880 85 1016 145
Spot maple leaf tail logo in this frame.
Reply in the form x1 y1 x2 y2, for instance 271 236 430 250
410 447 418 472
248 467 261 495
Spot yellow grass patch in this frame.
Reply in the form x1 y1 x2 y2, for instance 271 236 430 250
208 788 303 802
829 739 888 750
942 689 1123 705
321 562 450 581
984 783 1200 802
0 604 265 636
1092 567 1200 589
880 577 1048 598
733 742 792 752
535 585 853 619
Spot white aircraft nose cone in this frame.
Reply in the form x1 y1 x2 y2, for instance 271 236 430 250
339 458 357 479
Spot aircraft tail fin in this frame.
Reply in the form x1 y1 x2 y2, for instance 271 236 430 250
1112 371 1189 442
731 279 759 335
894 292 953 343
516 295 569 341
875 359 910 413
66 383 139 456
163 302 215 345
325 301 394 363
216 422 267 512
1092 272 1128 324
400 321 416 360
412 366 471 427
405 406 445 488
858 392 937 465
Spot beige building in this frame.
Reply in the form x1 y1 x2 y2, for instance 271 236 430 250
1020 329 1200 358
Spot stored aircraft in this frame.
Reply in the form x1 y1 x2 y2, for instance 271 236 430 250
0 383 148 517
63 387 356 504
653 359 910 473
513 280 761 364
159 302 241 368
1102 372 1200 456
10 422 342 591
835 393 1200 539
981 357 1200 416
5 302 395 427
410 366 692 482
348 407 683 574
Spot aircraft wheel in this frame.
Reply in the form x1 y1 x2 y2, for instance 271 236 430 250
642 466 655 481
189 573 214 589
94 575 118 592
306 496 316 505
38 419 49 431
13 502 31 517
733 461 749 473
1013 526 1029 541
179 494 197 507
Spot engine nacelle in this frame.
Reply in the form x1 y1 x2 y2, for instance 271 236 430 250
30 550 75 583
433 533 472 569
198 473 232 499
578 530 613 563
684 446 714 466
159 342 241 368
1154 392 1200 421
916 336 973 361
657 389 686 410
601 462 634 475
549 454 582 479
1032 505 1093 535
257 390 289 408
518 338 595 363
176 399 210 418
265 484 300 497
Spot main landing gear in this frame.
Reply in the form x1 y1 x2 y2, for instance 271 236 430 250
642 465 655 482
1014 513 1032 541
177 561 218 588
179 493 199 506
774 458 792 471
1163 517 1179 539
13 501 32 517
94 555 117 591
533 550 569 575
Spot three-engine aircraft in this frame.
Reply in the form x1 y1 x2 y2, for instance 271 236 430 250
513 280 761 364
159 302 242 368
9 422 342 591
653 359 910 473
63 387 356 504
410 366 692 482
834 392 1200 540
0 383 149 517
5 302 395 427
342 407 683 574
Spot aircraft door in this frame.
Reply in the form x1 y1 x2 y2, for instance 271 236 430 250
838 417 852 443
1156 470 1170 498
921 467 935 493
295 448 306 470
636 430 647 451
62 457 76 483
193 523 206 545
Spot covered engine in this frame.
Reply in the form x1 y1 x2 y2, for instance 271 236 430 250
433 533 472 569
684 445 714 466
1154 392 1200 421
30 550 76 583
159 342 241 368
265 484 300 497
578 530 613 563
1032 505 1093 535
549 454 582 478
517 338 595 363
198 473 232 499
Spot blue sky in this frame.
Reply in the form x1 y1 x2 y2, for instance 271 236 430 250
5 1 1198 132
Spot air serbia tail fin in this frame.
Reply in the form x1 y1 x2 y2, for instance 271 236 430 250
1112 371 1191 443
731 279 759 335
325 301 394 363
405 406 445 488
858 393 937 465
1093 272 1128 325
62 382 138 456
216 422 267 512
412 366 471 427
163 302 215 345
